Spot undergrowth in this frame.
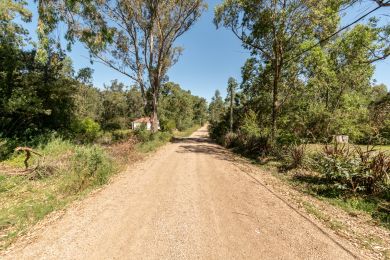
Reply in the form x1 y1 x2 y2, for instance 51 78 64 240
0 138 131 250
0 125 201 250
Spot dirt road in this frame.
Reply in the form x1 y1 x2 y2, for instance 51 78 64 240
2 126 361 259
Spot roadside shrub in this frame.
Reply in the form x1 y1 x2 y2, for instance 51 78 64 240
277 132 301 147
234 111 270 156
239 110 261 138
152 131 172 142
315 144 390 194
366 152 390 194
222 132 238 148
96 132 113 145
72 118 101 143
208 120 229 144
134 124 152 142
285 144 307 170
63 145 113 193
112 129 133 141
236 132 269 156
161 119 176 133
135 131 173 153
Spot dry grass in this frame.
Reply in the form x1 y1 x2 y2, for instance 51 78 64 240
306 144 390 154
0 137 140 251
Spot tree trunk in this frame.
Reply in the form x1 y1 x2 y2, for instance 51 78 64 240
230 93 233 132
270 60 280 146
151 91 159 133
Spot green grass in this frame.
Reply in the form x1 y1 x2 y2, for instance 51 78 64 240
135 131 173 153
173 124 200 138
287 172 390 230
301 200 344 231
0 139 119 250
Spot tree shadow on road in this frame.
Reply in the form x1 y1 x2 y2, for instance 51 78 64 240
173 137 237 163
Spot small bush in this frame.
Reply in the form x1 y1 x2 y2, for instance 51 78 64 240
96 132 113 145
112 129 133 141
63 145 113 193
228 110 270 156
283 144 307 170
277 132 301 147
153 131 172 142
315 144 390 194
161 119 176 133
223 132 238 148
72 118 101 143
136 131 173 153
134 125 152 142
367 152 390 194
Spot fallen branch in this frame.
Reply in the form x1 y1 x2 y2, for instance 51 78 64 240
15 147 42 169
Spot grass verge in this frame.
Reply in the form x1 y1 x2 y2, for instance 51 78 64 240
173 125 200 138
0 138 137 250
0 125 201 250
289 171 390 230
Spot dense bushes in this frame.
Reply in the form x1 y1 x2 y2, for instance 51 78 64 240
64 145 114 193
71 118 101 143
134 127 173 153
315 145 390 194
209 110 270 157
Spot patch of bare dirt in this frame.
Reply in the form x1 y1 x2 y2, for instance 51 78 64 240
2 127 380 259
229 159 390 259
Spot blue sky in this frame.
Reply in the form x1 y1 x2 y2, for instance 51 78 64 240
22 0 390 101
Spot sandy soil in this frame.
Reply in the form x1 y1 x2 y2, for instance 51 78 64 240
1 126 363 259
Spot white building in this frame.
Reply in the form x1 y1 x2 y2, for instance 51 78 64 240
131 117 160 131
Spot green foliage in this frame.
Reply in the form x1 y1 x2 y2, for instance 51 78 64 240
0 137 18 160
111 129 133 142
100 80 131 130
72 118 101 143
0 49 77 138
63 146 113 193
159 82 206 131
136 132 173 153
239 110 261 138
208 90 225 124
277 132 301 147
134 124 152 143
161 119 176 133
73 82 102 122
210 109 270 156
222 132 238 148
315 145 390 194
0 137 124 249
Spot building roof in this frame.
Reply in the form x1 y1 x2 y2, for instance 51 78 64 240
132 117 151 123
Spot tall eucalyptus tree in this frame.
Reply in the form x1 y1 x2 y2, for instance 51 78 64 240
38 0 207 131
214 0 341 144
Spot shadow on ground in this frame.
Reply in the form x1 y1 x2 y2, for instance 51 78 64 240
173 137 237 163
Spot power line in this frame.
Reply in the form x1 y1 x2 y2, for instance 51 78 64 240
285 0 390 64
